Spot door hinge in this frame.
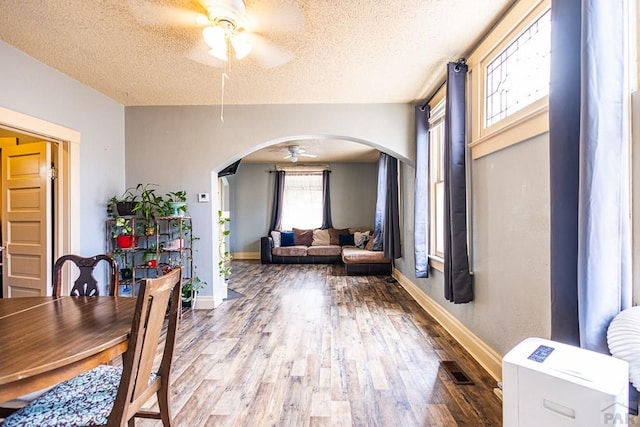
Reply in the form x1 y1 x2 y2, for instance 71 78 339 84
48 165 57 180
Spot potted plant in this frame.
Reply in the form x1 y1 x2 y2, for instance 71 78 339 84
218 210 231 281
112 217 136 248
181 222 206 307
112 250 133 280
107 187 138 217
132 184 164 235
143 244 159 267
165 191 187 217
182 275 205 307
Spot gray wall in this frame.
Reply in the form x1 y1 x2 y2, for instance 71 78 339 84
0 41 125 257
395 133 551 356
228 162 378 254
125 104 414 303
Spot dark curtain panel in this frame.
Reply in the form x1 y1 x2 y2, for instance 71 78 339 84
443 61 473 304
269 170 285 232
372 153 401 259
218 159 241 177
549 0 630 353
414 105 430 278
321 170 333 229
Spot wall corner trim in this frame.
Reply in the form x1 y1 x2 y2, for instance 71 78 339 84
393 269 503 382
193 295 216 310
231 252 260 260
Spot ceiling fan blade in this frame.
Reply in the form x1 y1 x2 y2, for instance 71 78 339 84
245 0 305 33
247 33 293 69
300 153 317 158
186 42 226 68
127 0 207 27
283 154 292 159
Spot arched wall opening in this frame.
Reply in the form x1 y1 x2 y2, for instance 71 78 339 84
212 133 405 305
125 103 415 308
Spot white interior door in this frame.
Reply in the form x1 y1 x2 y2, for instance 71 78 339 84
2 139 52 297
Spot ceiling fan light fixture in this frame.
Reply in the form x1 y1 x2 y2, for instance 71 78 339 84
231 32 252 59
203 25 228 60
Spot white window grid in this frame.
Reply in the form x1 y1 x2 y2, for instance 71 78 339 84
485 9 551 128
429 99 446 258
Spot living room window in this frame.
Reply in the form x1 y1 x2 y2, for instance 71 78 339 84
281 172 323 230
429 98 446 262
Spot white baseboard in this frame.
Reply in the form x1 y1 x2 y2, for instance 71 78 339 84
393 269 503 382
193 295 216 310
232 252 260 260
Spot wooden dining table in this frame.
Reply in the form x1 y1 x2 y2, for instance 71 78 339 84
0 296 137 402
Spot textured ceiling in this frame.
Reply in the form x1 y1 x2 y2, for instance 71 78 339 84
0 0 514 107
0 0 514 163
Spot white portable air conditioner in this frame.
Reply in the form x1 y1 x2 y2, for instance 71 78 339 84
502 337 629 426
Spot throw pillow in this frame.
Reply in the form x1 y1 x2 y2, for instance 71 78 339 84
364 235 375 251
293 228 313 246
329 228 349 245
270 231 281 248
354 231 370 248
338 233 355 246
281 231 295 247
312 229 331 246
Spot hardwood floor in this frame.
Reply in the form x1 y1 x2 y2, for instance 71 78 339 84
139 261 502 426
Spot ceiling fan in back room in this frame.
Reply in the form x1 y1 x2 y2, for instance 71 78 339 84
283 145 317 163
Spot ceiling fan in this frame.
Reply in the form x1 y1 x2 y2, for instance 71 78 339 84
128 0 304 69
283 145 316 163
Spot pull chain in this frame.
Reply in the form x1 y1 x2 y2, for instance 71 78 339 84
219 39 234 122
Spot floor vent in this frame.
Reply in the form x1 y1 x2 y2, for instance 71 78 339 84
441 361 474 385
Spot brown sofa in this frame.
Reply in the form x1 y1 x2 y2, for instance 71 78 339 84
341 246 393 275
260 227 392 275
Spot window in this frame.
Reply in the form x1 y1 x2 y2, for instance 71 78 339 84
485 9 551 128
467 0 550 159
429 99 446 260
281 172 323 230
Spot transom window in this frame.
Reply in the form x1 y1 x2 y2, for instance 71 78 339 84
485 9 551 128
281 172 323 230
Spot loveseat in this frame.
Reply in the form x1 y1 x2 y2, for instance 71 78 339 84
260 227 392 275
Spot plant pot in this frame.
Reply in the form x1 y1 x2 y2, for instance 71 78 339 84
168 202 187 217
120 268 133 280
116 235 135 248
143 251 158 267
116 202 136 216
181 290 196 308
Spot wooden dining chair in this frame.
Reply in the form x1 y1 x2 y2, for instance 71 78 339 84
3 267 183 427
0 254 121 419
53 254 119 297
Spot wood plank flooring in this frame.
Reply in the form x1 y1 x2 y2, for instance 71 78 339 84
139 261 502 426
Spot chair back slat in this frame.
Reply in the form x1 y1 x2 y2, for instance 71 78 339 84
110 267 182 423
53 254 119 297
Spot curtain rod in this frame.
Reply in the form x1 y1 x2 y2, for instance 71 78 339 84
268 170 331 173
418 0 519 110
419 58 466 110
